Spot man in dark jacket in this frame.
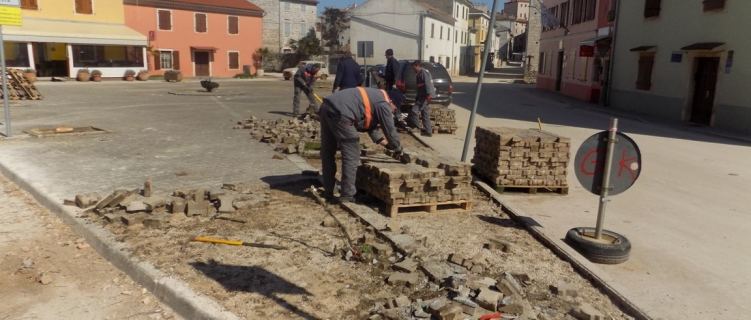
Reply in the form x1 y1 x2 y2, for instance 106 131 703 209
292 63 320 117
384 49 405 122
319 87 410 203
408 60 435 137
333 51 361 92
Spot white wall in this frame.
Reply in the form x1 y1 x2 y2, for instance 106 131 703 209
424 17 455 66
452 0 470 75
348 0 423 65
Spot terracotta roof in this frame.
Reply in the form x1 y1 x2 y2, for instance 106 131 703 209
154 0 263 12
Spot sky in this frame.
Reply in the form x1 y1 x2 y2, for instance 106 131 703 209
315 0 497 15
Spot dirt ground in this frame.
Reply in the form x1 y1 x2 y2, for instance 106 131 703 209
0 174 181 320
72 133 636 319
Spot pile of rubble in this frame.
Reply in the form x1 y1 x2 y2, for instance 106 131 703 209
472 127 571 188
428 106 458 134
356 226 607 320
355 153 472 206
66 179 270 227
234 116 320 156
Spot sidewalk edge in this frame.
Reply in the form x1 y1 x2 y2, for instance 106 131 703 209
0 162 242 320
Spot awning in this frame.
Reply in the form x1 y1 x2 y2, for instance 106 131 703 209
190 46 219 51
630 46 658 52
579 35 611 45
1 18 146 46
680 42 725 51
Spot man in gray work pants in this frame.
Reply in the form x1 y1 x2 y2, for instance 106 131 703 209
319 87 411 203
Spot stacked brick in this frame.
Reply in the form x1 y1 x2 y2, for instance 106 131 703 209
428 106 458 134
356 154 472 206
472 127 571 187
234 116 320 155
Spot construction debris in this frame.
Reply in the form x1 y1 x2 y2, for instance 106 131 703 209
2 69 43 100
234 116 320 156
472 127 571 191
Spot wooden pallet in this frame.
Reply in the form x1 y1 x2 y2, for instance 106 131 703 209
384 200 472 218
2 69 43 100
498 185 569 195
432 127 457 135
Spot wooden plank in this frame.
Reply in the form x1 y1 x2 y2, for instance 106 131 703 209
386 200 472 218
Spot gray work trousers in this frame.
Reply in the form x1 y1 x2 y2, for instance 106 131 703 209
293 85 317 114
319 102 361 199
408 96 431 132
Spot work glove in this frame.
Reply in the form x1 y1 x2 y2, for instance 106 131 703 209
400 153 411 164
426 96 432 103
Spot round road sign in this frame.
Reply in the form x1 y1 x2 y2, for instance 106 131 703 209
574 131 641 196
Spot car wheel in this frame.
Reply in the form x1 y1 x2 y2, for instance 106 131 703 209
565 227 631 264
441 102 451 107
284 76 290 80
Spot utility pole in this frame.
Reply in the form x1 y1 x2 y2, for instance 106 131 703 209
524 0 542 83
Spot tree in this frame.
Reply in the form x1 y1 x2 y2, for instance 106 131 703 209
253 47 271 70
289 29 323 56
318 6 349 49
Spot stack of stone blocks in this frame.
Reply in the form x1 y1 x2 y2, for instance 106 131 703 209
355 153 472 217
472 127 571 192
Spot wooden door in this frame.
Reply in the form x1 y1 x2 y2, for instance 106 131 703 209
194 51 210 77
690 57 720 125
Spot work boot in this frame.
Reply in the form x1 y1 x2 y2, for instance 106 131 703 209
337 196 355 204
421 131 433 137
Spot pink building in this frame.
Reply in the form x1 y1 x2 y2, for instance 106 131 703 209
124 0 264 77
537 0 613 103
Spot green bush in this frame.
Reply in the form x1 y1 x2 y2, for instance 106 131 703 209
234 73 256 79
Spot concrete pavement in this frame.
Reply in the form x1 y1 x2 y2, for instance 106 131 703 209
420 68 751 319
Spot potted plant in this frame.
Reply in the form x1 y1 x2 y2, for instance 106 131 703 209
124 69 136 81
77 68 90 82
137 69 149 81
253 47 271 77
164 70 183 82
90 70 102 82
23 69 37 83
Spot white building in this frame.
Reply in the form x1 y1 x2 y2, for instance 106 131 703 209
610 0 750 135
348 0 456 67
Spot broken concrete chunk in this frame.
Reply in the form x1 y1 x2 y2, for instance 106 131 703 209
438 303 464 320
143 217 164 228
103 213 121 224
498 295 524 314
208 189 228 200
476 288 504 312
126 201 148 213
414 309 430 318
488 238 515 252
448 253 465 266
217 195 236 213
106 194 128 208
321 216 337 228
392 259 418 273
571 303 605 320
427 299 446 315
171 199 186 214
64 199 77 206
468 277 498 290
555 280 578 297
471 264 484 273
386 272 418 287
121 214 146 226
393 295 410 308
75 192 101 208
452 296 478 308
272 152 285 160
95 194 116 209
143 196 168 211
504 273 525 296
187 201 210 216
143 178 152 197
193 189 205 202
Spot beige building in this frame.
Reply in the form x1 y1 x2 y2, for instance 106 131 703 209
609 0 749 135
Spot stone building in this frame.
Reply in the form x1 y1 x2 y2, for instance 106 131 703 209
253 0 319 53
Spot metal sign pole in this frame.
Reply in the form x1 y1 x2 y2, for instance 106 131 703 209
595 118 618 239
0 25 10 137
461 0 499 162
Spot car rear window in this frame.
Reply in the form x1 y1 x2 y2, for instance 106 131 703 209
424 63 450 79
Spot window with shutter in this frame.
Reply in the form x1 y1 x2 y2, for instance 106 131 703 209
172 51 180 70
75 0 93 14
636 53 655 90
158 10 172 31
21 0 38 10
228 16 239 35
195 13 207 33
703 0 726 11
644 0 661 18
301 22 306 36
228 52 239 69
284 21 290 36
